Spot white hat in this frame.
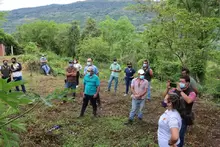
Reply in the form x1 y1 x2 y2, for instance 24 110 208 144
138 69 145 74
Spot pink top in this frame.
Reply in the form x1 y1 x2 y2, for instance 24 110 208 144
131 78 148 99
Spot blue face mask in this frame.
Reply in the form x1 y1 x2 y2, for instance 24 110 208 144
69 64 73 67
180 82 186 89
143 64 147 67
161 101 168 108
140 75 145 80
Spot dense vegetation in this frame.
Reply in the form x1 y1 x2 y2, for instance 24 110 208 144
0 0 220 146
2 0 154 33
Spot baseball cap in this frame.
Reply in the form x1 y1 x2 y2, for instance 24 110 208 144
138 69 145 74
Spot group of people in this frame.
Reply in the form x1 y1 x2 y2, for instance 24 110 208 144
1 56 198 147
0 57 26 93
64 57 198 147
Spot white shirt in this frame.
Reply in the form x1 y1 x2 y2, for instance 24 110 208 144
158 109 182 147
12 63 22 77
73 63 82 71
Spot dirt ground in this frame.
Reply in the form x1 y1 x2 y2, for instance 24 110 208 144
18 73 220 147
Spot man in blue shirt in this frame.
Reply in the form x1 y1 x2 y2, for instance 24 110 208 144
80 67 100 117
40 54 50 76
83 58 99 75
124 62 136 96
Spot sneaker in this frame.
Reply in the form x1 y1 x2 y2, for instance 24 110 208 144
138 117 143 121
124 119 133 125
124 94 127 97
105 89 110 92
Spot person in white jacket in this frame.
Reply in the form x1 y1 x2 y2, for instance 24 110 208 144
73 58 82 87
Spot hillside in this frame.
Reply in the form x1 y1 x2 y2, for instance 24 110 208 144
2 1 154 33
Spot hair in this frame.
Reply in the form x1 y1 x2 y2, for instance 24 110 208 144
181 67 190 74
11 57 16 61
180 75 190 83
144 60 148 63
127 62 132 65
87 58 93 61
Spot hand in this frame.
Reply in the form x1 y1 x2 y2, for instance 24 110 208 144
113 70 117 72
166 80 171 89
177 83 182 92
81 92 85 98
93 93 98 98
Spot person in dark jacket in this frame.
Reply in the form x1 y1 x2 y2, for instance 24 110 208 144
143 60 153 101
0 59 11 83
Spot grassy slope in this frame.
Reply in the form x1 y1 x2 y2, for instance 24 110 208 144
18 71 220 147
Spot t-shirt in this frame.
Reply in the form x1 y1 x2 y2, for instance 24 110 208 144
66 66 77 83
131 78 148 99
74 63 82 71
158 109 182 147
84 74 100 95
110 63 121 77
124 68 136 79
84 65 99 75
11 63 22 77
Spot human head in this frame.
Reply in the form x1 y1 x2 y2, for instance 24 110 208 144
127 62 132 68
181 67 190 76
69 60 73 66
179 75 190 90
138 69 145 80
3 59 8 65
87 66 94 76
113 59 117 64
143 60 149 68
87 58 93 66
42 54 45 57
73 58 78 64
11 57 17 63
164 93 181 110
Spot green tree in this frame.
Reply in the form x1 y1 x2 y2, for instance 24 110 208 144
67 21 80 57
81 18 101 40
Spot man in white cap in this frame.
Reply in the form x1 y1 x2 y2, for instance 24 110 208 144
125 69 148 125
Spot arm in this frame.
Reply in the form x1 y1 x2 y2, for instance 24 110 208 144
168 128 179 146
163 80 171 98
13 63 22 72
131 85 138 95
139 87 147 98
180 91 196 104
149 69 153 77
115 65 121 72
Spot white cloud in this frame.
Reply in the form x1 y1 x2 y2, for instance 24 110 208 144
0 0 85 11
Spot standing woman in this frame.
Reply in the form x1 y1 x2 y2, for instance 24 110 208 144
158 93 182 147
73 59 82 87
124 62 136 96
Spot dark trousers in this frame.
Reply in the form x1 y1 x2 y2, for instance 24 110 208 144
76 71 80 86
13 76 26 93
80 94 97 116
178 119 188 147
2 77 12 92
125 78 132 94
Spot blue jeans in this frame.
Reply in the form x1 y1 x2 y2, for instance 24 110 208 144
13 76 26 93
107 75 118 92
125 78 132 94
178 119 188 147
147 82 151 100
129 99 146 120
65 82 76 97
42 64 50 75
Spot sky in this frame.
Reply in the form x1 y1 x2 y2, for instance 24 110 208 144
0 0 85 11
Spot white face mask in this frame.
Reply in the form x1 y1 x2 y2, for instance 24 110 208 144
87 62 91 66
74 60 77 64
114 62 117 64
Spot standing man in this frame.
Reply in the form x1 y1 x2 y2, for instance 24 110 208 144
181 67 199 95
124 62 136 96
143 60 153 101
73 58 82 87
0 60 11 83
80 67 100 117
107 59 121 95
163 75 197 147
11 57 26 93
124 69 148 125
65 62 77 99
40 54 50 76
83 58 101 107
83 58 99 76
